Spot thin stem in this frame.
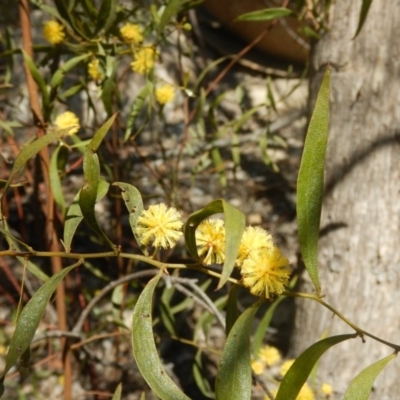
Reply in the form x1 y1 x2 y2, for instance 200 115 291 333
284 291 400 351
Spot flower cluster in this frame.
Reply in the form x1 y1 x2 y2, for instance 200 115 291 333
87 59 103 81
193 220 290 298
251 345 281 375
43 20 65 44
135 203 183 249
54 111 80 136
155 84 175 105
131 47 157 74
120 23 143 44
133 202 290 298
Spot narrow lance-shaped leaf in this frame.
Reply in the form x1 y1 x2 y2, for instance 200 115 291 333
88 113 117 152
0 128 73 201
131 272 190 400
50 53 90 89
252 295 286 358
236 7 293 22
0 221 49 282
344 353 397 400
215 300 262 400
353 0 373 39
296 67 330 294
0 260 83 383
157 0 192 36
112 182 146 253
79 150 116 250
184 199 246 289
124 85 151 142
95 0 117 34
49 145 66 215
63 180 109 252
21 50 50 114
275 334 356 400
111 383 122 400
225 285 238 336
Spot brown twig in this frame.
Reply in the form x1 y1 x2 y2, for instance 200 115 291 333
17 1 72 398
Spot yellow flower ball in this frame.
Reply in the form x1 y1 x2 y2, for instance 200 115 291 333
135 203 183 249
155 84 175 105
43 21 65 44
251 360 264 375
54 111 80 136
258 345 281 367
120 23 143 44
321 383 333 396
196 219 226 265
236 226 274 267
131 47 157 75
87 59 103 81
241 245 290 298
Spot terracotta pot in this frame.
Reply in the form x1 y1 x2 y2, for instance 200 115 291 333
202 0 309 64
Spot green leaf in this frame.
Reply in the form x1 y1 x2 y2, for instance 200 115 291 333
296 67 330 294
157 0 192 36
21 50 50 115
1 128 72 200
0 261 82 383
0 119 23 136
344 353 397 400
210 147 227 187
49 145 66 215
88 113 117 152
79 150 115 250
236 7 293 22
124 85 151 142
193 350 214 398
50 53 90 89
215 301 262 400
112 182 145 251
63 192 83 252
131 272 190 400
53 0 91 39
101 74 116 116
63 180 109 252
225 285 238 336
95 0 117 33
354 0 373 39
184 199 246 289
275 334 356 400
111 383 122 400
252 295 286 358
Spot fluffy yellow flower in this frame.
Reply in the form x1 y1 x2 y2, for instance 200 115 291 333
236 226 273 267
54 111 80 136
258 345 281 367
131 47 156 74
155 84 175 105
251 360 264 375
135 203 183 249
280 359 295 376
43 21 65 44
195 219 225 265
321 383 333 396
120 23 143 44
241 245 290 298
87 59 103 81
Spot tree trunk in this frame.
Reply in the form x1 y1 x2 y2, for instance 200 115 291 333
291 1 400 398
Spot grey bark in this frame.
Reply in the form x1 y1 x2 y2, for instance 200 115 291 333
291 1 400 398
